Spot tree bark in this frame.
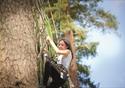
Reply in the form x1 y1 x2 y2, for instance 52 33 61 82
0 0 39 88
65 31 79 88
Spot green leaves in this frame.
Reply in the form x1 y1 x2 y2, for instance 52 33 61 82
78 64 90 76
44 15 53 38
44 15 57 58
96 9 118 30
76 42 98 59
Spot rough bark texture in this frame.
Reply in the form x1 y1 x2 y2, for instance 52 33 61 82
0 0 38 88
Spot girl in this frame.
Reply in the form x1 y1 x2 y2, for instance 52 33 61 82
43 36 73 88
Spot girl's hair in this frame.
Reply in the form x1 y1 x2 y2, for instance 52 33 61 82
59 38 73 59
59 38 71 50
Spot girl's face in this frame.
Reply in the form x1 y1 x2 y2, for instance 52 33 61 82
58 40 67 50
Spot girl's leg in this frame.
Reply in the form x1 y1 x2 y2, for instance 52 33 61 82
47 66 65 88
47 79 65 88
43 61 51 86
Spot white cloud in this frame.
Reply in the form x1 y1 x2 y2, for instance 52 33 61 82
86 30 122 59
97 33 121 58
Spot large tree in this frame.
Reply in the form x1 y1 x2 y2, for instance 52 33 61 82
0 0 42 87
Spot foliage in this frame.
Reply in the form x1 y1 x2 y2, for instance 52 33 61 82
78 64 90 76
69 0 118 30
76 42 99 59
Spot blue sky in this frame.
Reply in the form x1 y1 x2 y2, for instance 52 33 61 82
83 0 125 88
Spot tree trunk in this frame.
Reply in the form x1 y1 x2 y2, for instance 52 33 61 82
0 0 39 88
65 31 79 88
